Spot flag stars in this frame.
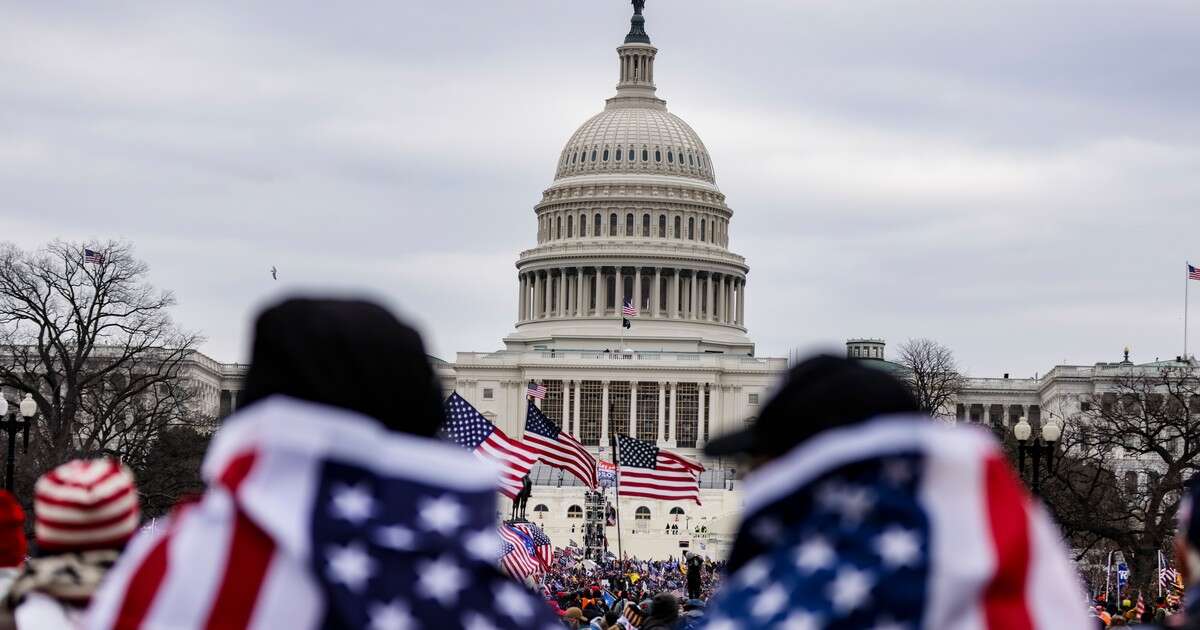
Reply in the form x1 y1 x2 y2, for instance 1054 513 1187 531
875 527 922 569
750 517 782 542
733 558 772 588
817 482 875 526
495 582 536 621
417 556 467 606
881 459 914 486
465 528 500 561
749 584 788 620
368 599 415 630
828 567 875 614
375 525 416 550
330 482 375 524
778 610 822 630
326 542 375 593
419 495 465 535
793 536 835 573
462 612 500 630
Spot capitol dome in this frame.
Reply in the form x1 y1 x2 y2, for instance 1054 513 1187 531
554 108 715 184
508 2 754 355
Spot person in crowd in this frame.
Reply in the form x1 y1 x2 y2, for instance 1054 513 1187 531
6 459 138 629
678 598 705 630
563 606 585 629
685 552 703 600
0 490 27 630
700 355 1087 628
84 298 561 629
638 592 681 630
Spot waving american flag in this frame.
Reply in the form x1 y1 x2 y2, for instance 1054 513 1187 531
616 435 704 504
440 393 538 499
523 400 597 488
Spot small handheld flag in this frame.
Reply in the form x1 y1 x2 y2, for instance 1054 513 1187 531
83 249 105 264
527 382 546 400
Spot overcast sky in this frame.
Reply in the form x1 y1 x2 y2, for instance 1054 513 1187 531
2 1 1198 377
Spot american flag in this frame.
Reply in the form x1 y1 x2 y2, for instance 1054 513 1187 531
86 396 559 629
1162 566 1181 591
704 416 1087 629
83 248 105 264
523 400 597 488
497 525 542 581
615 435 704 504
597 459 617 488
622 299 639 317
511 521 553 568
526 382 546 400
1189 263 1200 281
1136 592 1146 616
440 393 539 499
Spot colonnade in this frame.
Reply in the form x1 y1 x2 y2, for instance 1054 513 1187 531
957 402 1040 427
543 380 715 449
517 266 745 327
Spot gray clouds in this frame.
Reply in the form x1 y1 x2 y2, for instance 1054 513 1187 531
1 1 1197 376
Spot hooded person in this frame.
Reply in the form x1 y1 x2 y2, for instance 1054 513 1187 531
6 459 138 629
84 298 561 629
638 592 680 630
698 355 1088 629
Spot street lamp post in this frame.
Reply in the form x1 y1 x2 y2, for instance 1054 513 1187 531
1012 416 1061 495
0 394 36 492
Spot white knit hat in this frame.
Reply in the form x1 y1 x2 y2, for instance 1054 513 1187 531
34 458 140 552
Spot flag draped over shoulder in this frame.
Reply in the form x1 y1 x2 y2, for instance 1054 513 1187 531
85 396 560 630
523 401 597 488
440 393 538 499
704 415 1088 629
616 435 704 504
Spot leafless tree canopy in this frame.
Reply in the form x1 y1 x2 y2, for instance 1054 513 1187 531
0 239 205 489
1042 365 1200 596
895 338 965 415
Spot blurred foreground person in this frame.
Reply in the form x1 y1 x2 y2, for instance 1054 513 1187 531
0 490 27 630
1162 478 1200 629
7 460 138 629
86 298 559 629
700 355 1088 629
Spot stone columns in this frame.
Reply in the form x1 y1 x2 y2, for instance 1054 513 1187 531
615 267 623 313
651 267 661 317
689 272 698 320
706 273 715 321
634 267 642 312
543 271 552 319
737 278 746 326
518 273 526 321
594 268 603 317
668 382 678 447
577 267 586 317
698 383 708 443
710 383 722 443
630 382 638 438
572 380 582 436
670 270 680 319
561 381 570 429
600 381 610 445
657 381 666 444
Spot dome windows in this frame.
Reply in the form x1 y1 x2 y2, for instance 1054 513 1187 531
654 149 662 163
594 214 602 237
642 149 649 162
609 213 618 236
642 213 650 236
572 152 578 164
688 217 695 240
625 213 634 236
590 149 597 162
673 216 681 238
615 147 622 162
667 150 674 164
659 215 667 238
629 149 635 162
602 149 610 161
567 215 573 238
688 153 694 166
700 219 706 242
579 213 587 237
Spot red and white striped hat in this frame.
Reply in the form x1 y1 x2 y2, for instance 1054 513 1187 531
34 458 140 552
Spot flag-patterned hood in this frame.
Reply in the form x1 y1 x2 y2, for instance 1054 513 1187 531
703 415 1088 630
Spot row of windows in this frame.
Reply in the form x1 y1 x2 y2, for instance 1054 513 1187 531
538 210 727 246
558 505 685 519
559 144 710 177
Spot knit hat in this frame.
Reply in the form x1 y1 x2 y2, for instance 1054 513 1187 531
0 489 27 566
34 458 140 552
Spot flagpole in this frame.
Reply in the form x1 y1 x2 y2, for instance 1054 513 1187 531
1186 262 1190 361
610 434 624 563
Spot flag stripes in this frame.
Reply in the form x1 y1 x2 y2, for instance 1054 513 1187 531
616 435 704 504
523 401 597 488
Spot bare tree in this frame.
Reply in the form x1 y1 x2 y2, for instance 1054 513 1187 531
895 338 965 416
0 239 204 480
1042 364 1200 597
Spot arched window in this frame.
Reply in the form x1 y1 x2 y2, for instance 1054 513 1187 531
533 504 549 519
610 213 618 236
567 215 574 238
642 214 650 237
635 506 651 520
594 214 602 237
688 217 695 240
602 149 610 161
642 148 649 162
674 216 681 238
567 505 583 519
688 153 694 166
580 214 587 237
626 213 634 236
669 507 685 515
659 215 667 238
655 149 662 162
700 219 706 242
629 149 636 161
572 152 577 164
1124 471 1138 495
590 149 597 162
667 150 674 163
555 216 562 239
615 146 622 161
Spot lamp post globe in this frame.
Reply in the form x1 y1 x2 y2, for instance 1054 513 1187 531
1013 417 1032 442
19 394 35 418
1042 420 1061 443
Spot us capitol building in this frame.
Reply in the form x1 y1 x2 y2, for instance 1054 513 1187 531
160 4 1194 559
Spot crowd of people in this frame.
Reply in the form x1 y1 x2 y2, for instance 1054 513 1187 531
0 297 1198 628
